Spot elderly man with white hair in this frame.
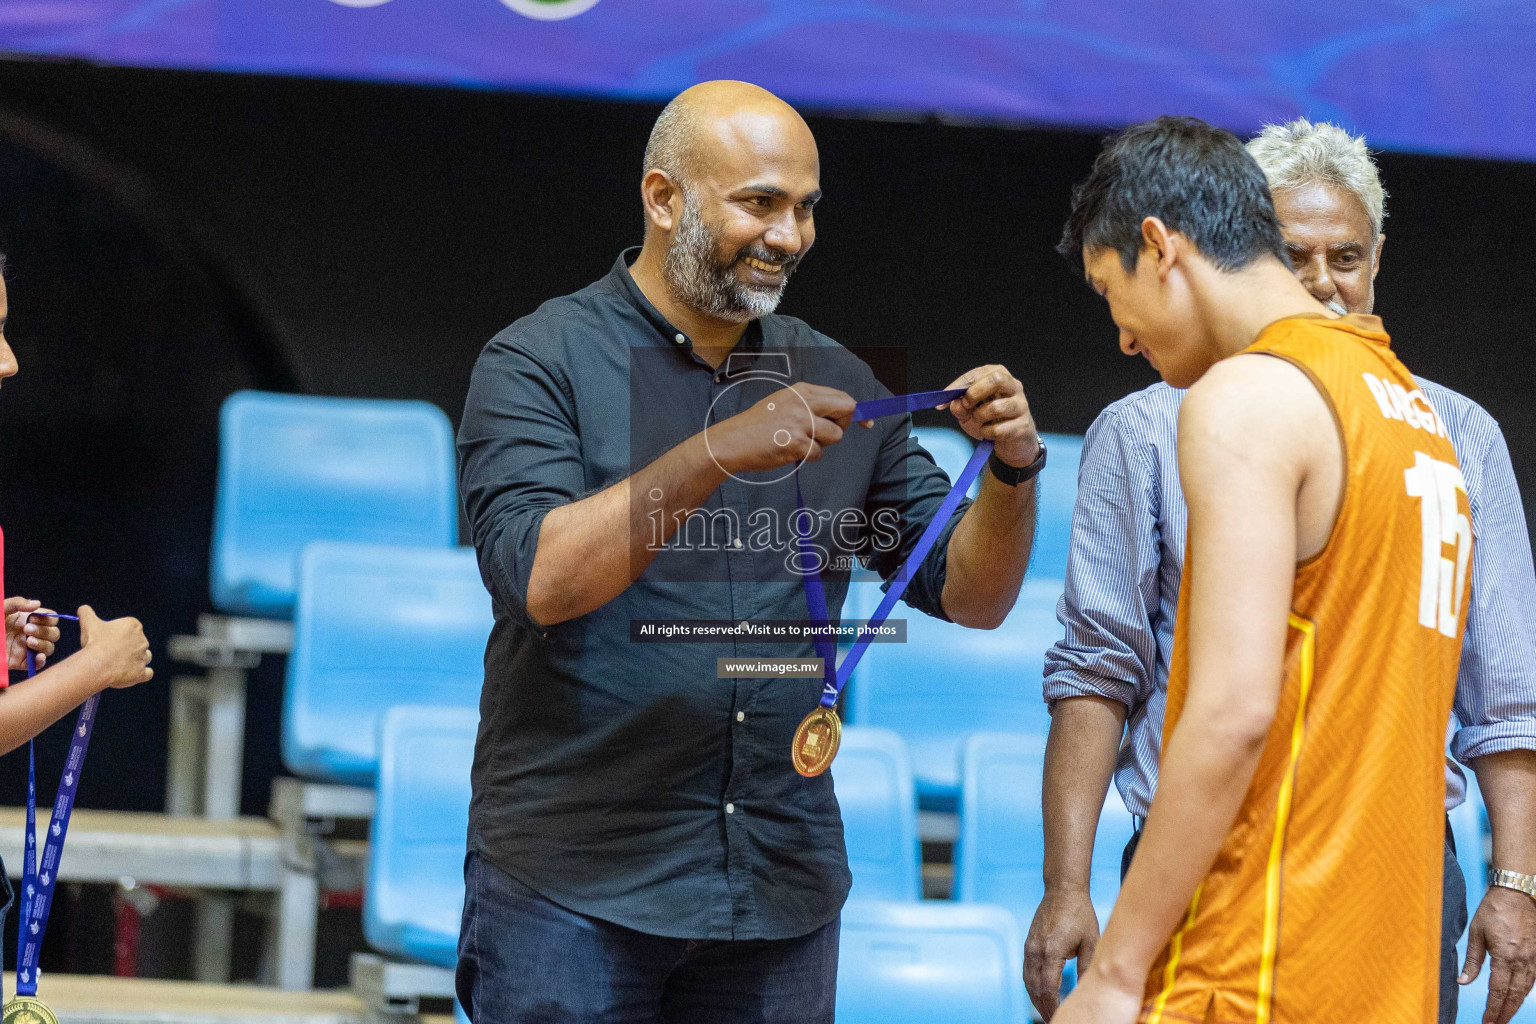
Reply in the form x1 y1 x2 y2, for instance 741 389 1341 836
1024 119 1536 1024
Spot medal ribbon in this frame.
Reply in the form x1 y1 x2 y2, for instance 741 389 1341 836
15 612 88 999
793 389 993 709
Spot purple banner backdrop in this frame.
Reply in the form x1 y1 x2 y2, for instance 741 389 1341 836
1 0 1533 160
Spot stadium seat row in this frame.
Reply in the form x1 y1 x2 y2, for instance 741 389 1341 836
368 709 1043 1023
367 710 1504 1024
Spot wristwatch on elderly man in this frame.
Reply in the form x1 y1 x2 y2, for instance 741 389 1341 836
1490 868 1536 902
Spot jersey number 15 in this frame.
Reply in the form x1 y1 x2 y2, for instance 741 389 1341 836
1404 452 1472 638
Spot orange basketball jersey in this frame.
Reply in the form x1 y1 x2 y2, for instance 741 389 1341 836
1141 315 1472 1024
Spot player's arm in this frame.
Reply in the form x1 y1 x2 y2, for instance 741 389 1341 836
1054 355 1332 1023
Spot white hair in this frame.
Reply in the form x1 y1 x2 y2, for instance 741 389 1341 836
1246 119 1387 237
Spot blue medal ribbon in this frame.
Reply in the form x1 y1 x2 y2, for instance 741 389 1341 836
850 388 967 423
16 611 88 999
794 390 993 710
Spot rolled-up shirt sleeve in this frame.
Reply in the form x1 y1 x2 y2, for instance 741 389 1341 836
1042 408 1162 713
1449 424 1536 764
457 328 584 627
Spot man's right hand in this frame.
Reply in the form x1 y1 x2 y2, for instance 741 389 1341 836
704 383 863 475
1025 888 1102 1020
78 605 153 689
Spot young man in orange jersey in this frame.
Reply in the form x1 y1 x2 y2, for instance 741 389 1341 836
1051 116 1472 1024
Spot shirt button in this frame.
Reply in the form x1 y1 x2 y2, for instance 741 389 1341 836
732 538 743 549
725 803 736 815
674 333 686 345
736 711 745 722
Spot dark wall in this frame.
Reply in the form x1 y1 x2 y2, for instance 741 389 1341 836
0 60 1530 813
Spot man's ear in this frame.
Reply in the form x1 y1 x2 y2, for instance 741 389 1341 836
1371 232 1386 282
1141 216 1179 281
641 170 682 233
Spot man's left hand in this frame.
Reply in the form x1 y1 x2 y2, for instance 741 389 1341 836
1049 966 1142 1024
942 365 1040 469
1462 886 1536 1024
6 598 60 671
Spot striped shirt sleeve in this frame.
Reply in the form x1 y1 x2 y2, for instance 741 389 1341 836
1447 415 1536 763
1042 404 1163 712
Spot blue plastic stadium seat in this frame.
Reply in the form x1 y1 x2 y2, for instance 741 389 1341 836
910 427 1082 579
838 429 1080 798
848 580 1062 804
955 733 1048 924
837 900 1028 1024
364 705 477 968
833 727 921 901
955 732 1135 1018
212 391 457 618
283 542 492 786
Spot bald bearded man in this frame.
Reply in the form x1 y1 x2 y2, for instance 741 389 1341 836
456 81 1044 1023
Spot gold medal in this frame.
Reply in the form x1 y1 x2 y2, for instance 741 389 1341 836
791 706 842 777
4 997 59 1024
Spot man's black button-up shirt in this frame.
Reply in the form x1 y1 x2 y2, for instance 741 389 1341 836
458 251 970 940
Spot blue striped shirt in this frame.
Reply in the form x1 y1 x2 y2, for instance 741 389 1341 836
1043 379 1536 816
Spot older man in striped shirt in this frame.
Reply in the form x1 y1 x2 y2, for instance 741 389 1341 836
1027 119 1536 1024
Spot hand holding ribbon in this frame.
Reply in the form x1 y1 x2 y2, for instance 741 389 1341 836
5 600 60 671
941 364 1041 469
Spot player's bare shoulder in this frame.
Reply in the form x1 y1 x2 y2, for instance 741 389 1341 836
1180 351 1343 559
1181 352 1331 459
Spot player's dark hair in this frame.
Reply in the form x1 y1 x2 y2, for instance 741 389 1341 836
1059 116 1288 274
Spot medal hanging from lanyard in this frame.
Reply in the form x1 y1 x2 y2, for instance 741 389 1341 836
7 612 86 1024
790 389 994 777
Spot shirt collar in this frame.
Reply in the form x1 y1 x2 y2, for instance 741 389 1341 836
606 248 767 366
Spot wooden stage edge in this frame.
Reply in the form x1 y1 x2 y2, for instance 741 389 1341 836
5 974 453 1024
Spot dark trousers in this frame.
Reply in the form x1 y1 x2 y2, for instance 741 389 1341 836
456 853 840 1024
1121 819 1468 1024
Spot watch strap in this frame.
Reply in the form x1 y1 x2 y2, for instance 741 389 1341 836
988 441 1047 487
1490 867 1536 902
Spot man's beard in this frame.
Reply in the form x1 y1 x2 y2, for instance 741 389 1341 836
662 189 799 323
1324 297 1349 316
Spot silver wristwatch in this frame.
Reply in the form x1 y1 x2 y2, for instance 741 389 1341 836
1490 868 1536 901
